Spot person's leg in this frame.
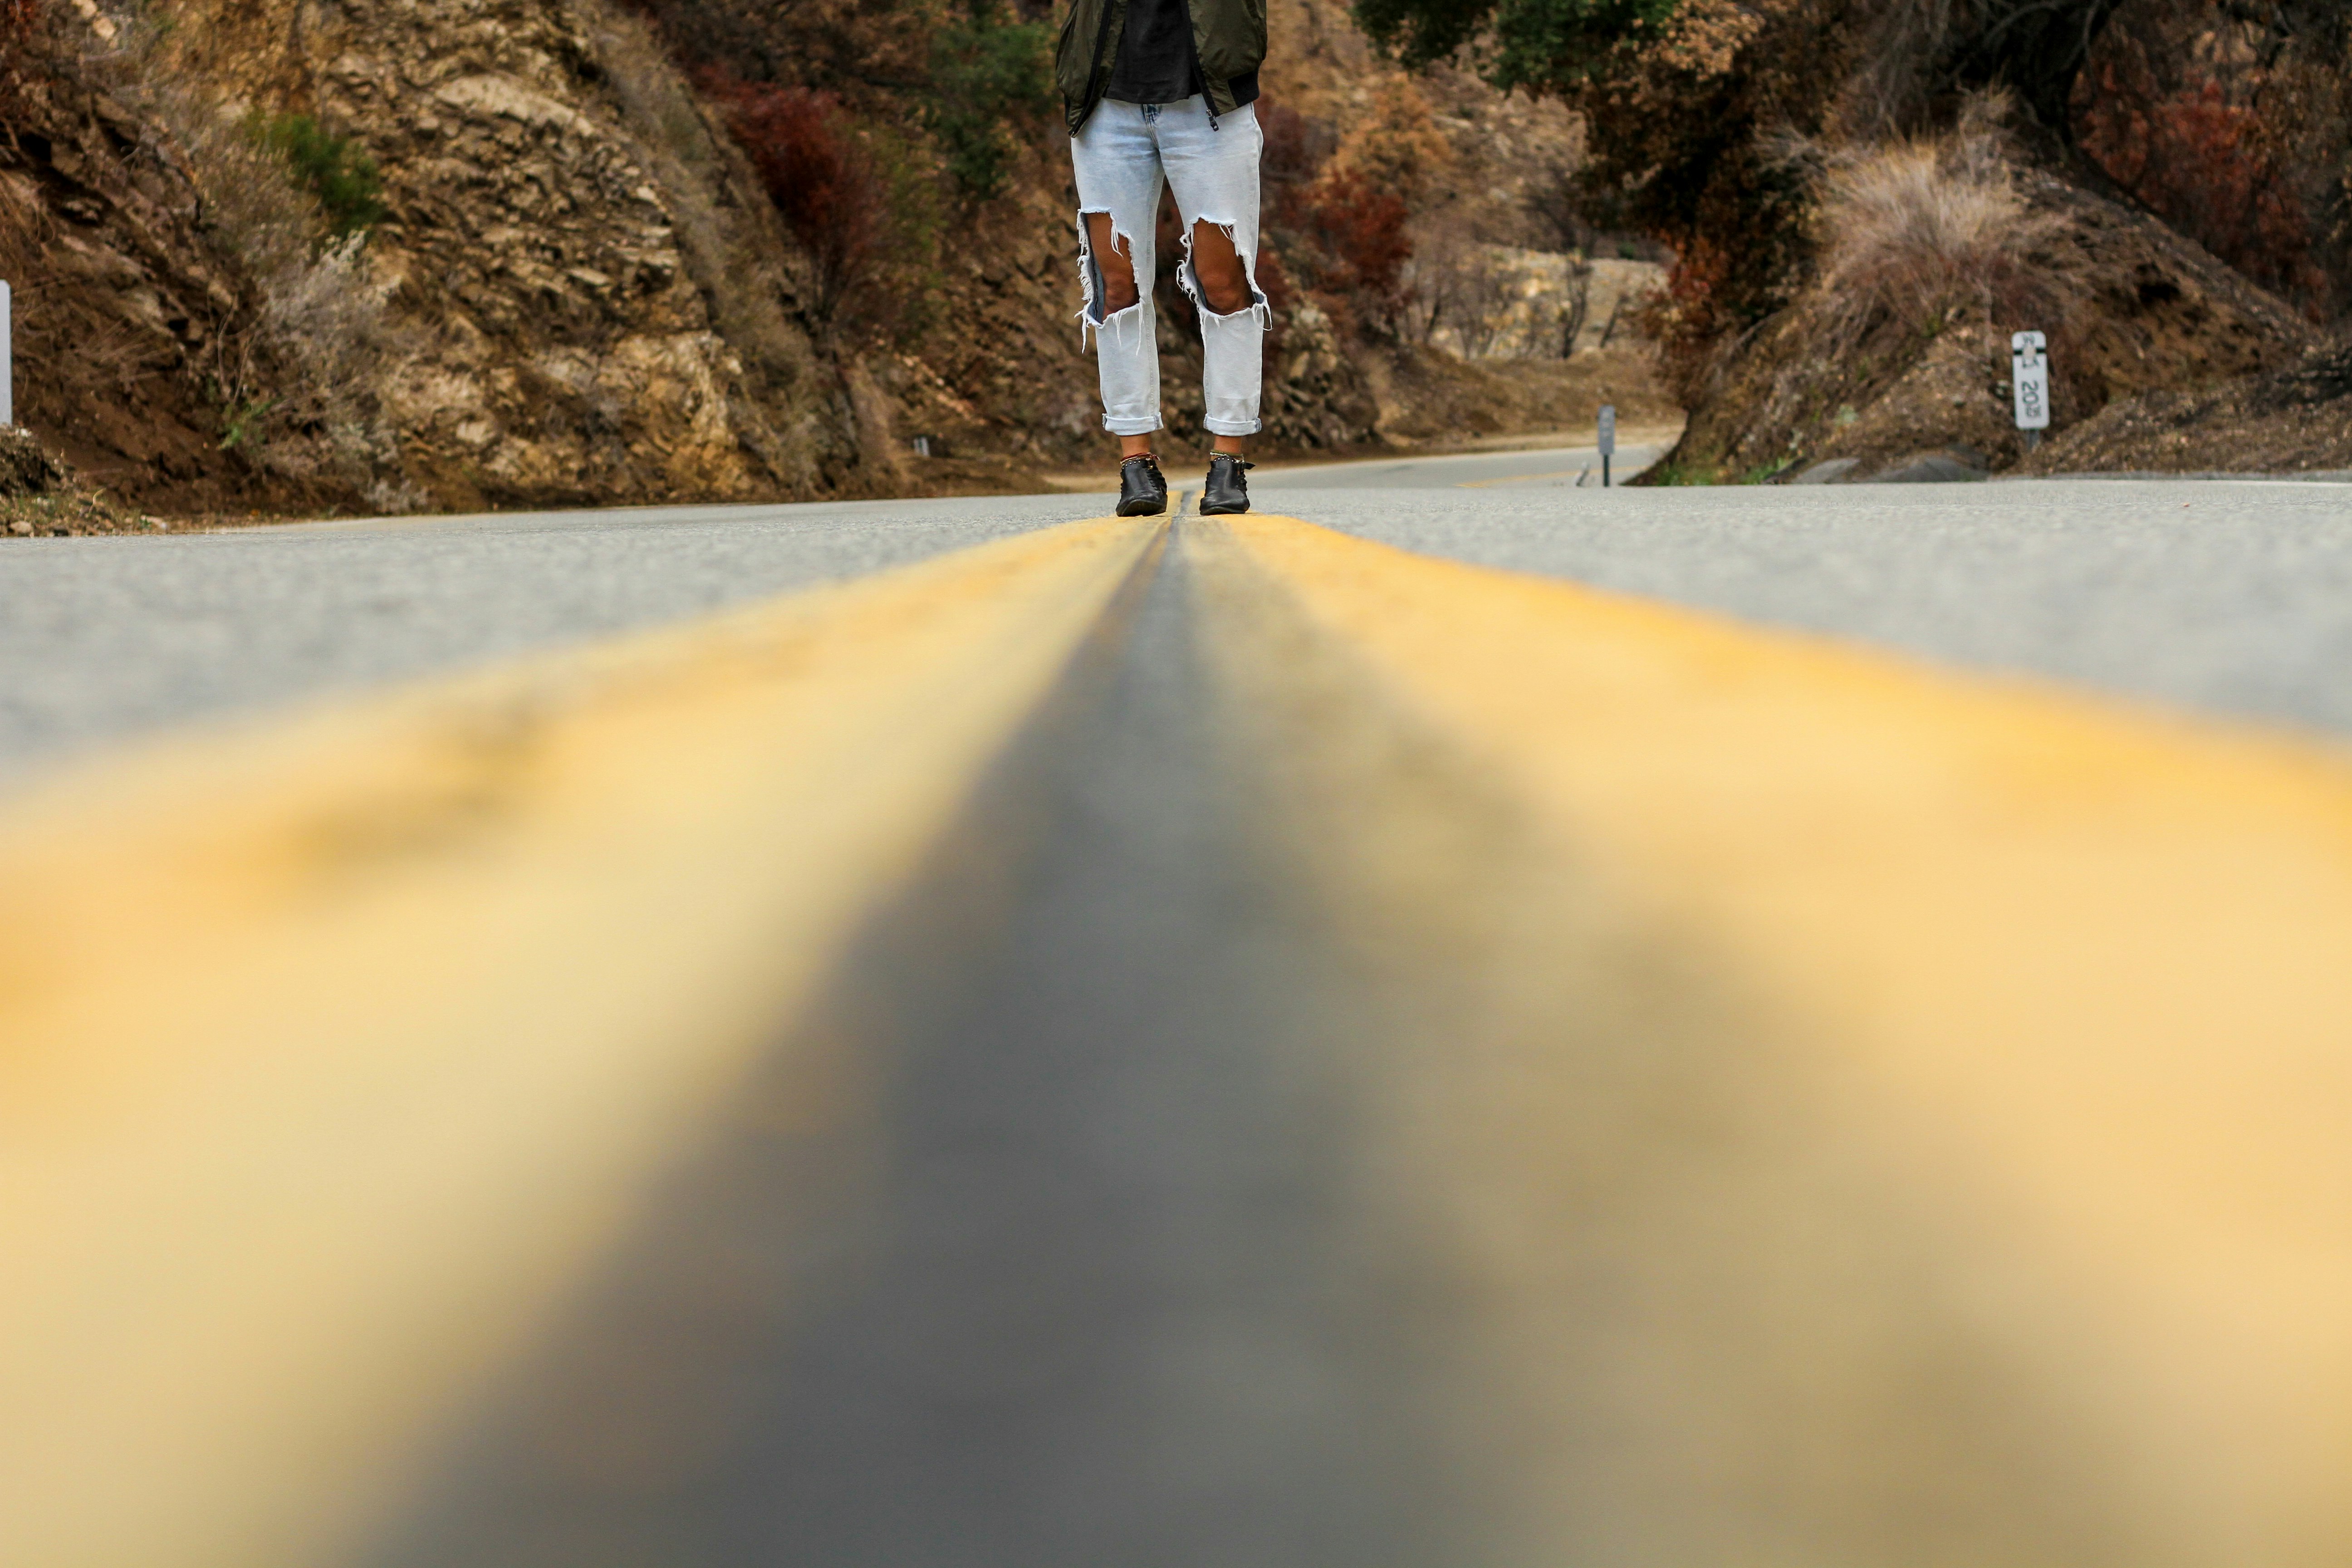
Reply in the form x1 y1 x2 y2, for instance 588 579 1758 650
1188 219 1255 459
1069 102 1166 458
1082 214 1156 461
1158 98 1267 457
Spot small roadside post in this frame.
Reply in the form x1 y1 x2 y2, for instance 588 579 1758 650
1597 402 1616 487
1 279 12 428
2011 330 2049 451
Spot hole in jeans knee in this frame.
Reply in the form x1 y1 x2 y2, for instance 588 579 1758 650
1185 216 1261 319
1078 210 1142 325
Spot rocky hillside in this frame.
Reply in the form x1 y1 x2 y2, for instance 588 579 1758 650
145 0 870 509
0 19 320 514
2016 339 2352 475
12 0 2346 519
1252 0 1672 446
1665 142 2318 485
2 0 1666 522
1618 0 2352 483
2 0 865 514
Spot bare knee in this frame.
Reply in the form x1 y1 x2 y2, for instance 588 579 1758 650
1084 212 1140 316
1190 219 1251 316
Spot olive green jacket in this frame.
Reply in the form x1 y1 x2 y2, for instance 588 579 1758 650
1055 0 1267 133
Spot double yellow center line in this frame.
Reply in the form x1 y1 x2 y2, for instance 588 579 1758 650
7 507 2352 1563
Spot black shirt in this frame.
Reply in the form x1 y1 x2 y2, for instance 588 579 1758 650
1104 0 1258 107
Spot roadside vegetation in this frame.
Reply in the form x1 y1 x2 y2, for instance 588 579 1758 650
1353 0 2352 482
1 0 416 512
9 0 2340 519
249 113 387 238
0 427 159 535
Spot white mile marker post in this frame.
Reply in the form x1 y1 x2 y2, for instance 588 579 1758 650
1597 402 1616 487
2011 329 2049 451
1 279 12 428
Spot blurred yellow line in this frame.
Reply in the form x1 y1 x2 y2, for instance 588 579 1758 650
0 514 1161 1568
1219 511 2352 1558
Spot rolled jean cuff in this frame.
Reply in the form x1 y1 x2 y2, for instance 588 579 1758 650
1103 414 1165 436
1203 416 1262 436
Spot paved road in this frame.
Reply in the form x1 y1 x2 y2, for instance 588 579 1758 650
1251 436 1672 491
0 495 1102 780
11 470 2352 1567
5 466 2349 782
1289 475 2352 735
372 530 1465 1568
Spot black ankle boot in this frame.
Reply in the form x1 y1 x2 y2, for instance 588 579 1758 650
1116 454 1168 516
1200 451 1253 515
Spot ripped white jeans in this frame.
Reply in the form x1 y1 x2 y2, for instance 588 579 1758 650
1072 96 1268 438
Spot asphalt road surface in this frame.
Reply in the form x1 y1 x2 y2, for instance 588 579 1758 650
10 463 2352 1568
5 465 2349 782
1250 436 1675 491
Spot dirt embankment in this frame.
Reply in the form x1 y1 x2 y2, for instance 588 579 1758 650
0 422 164 533
2016 341 2352 475
1373 344 1676 446
4 0 892 524
5 0 1670 524
1658 167 2313 485
1647 0 2351 486
0 46 330 514
151 0 872 510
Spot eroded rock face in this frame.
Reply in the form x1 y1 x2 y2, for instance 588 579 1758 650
1264 298 1382 449
29 0 1655 507
0 58 287 512
157 0 852 510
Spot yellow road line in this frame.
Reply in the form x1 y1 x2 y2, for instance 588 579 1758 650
0 515 1160 1568
1213 511 2352 1560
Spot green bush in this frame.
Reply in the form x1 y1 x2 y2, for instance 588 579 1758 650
250 114 387 237
1351 0 1681 92
925 1 1055 200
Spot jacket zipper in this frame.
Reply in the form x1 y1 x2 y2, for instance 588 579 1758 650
1176 0 1218 127
1082 0 1118 131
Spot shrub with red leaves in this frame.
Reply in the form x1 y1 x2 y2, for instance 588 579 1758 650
1300 172 1410 299
1 0 41 67
1278 170 1411 339
1633 235 1736 403
2079 64 2327 314
1256 100 1333 186
702 72 892 334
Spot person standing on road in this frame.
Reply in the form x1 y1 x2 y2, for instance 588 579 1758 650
1057 0 1268 517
